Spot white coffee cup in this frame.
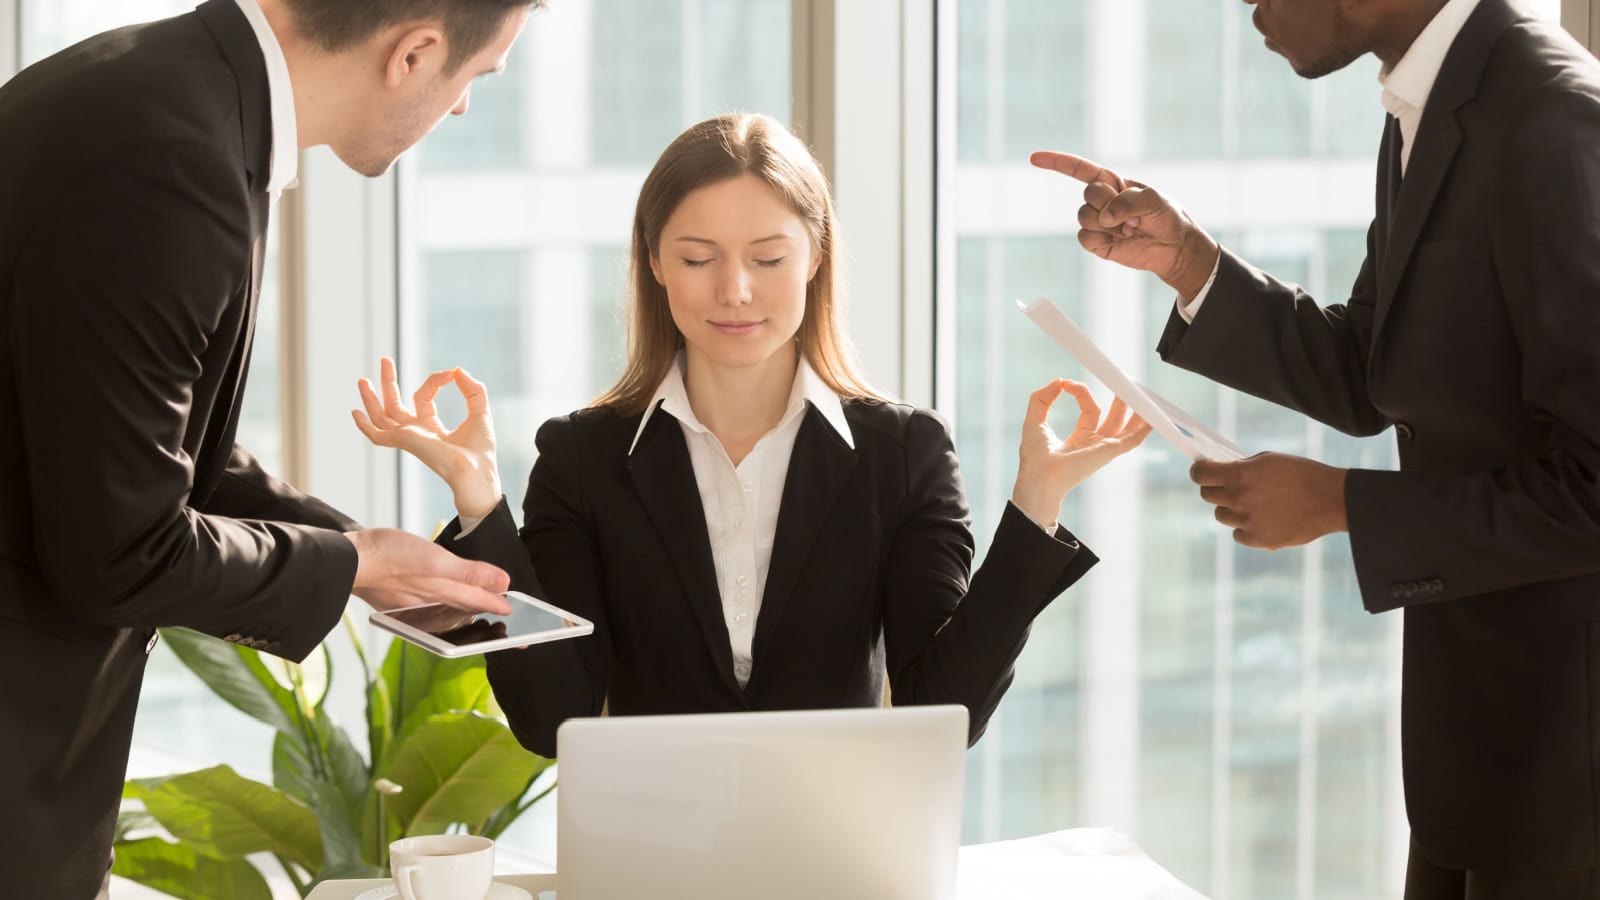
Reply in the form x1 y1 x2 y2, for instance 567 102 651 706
389 834 495 900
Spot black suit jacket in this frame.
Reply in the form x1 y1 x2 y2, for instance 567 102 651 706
0 3 359 895
441 400 1097 757
1157 0 1600 871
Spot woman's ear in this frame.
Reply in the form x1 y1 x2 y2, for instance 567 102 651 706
807 243 824 282
649 252 665 286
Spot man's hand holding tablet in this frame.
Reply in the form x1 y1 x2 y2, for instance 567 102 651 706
370 590 594 658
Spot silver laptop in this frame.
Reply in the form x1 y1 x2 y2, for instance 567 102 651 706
555 705 968 900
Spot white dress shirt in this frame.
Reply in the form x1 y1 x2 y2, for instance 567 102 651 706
232 0 299 201
463 353 855 689
1177 0 1481 323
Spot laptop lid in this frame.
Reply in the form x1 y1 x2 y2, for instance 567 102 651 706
556 705 968 900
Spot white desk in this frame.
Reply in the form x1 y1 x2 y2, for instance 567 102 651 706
305 827 1208 900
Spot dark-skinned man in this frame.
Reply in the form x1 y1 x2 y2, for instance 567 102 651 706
1035 0 1600 896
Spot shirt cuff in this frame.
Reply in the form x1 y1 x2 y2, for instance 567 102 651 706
1006 500 1059 537
1175 253 1222 324
455 502 502 540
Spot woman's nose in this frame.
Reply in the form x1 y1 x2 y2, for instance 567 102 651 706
717 262 753 305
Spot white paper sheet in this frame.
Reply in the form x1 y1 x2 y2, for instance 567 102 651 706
1018 298 1246 462
957 828 1211 900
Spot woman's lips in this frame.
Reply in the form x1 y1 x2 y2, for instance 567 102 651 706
711 320 764 336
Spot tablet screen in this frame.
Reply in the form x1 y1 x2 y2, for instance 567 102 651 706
383 595 579 647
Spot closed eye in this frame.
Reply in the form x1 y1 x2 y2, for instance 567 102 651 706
681 258 714 268
755 257 787 268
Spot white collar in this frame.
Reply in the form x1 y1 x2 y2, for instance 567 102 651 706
1378 0 1481 117
628 352 855 455
233 0 298 199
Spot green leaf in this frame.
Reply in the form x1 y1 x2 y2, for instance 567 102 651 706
115 807 159 843
111 837 272 900
160 628 301 739
141 765 324 872
378 642 496 768
367 675 394 780
381 713 545 837
274 724 370 871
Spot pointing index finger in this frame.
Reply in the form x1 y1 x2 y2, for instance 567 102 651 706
1029 150 1129 192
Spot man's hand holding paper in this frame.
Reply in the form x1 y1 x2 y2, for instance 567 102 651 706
1019 294 1349 550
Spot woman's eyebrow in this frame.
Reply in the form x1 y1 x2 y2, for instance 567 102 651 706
671 234 792 245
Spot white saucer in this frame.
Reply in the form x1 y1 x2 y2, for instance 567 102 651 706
352 882 533 900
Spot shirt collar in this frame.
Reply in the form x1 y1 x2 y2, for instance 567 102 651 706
628 352 855 455
1378 0 1481 117
232 0 298 199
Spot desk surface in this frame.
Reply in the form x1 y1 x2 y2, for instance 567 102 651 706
305 828 1208 900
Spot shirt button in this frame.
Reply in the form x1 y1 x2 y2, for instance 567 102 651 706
736 663 752 678
736 574 751 587
733 613 750 625
731 519 743 530
742 480 754 493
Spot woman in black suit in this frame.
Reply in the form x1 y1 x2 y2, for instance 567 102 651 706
355 113 1148 756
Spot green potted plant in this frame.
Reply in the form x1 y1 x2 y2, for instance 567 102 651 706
112 617 553 899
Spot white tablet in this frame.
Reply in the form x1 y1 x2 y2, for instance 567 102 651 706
369 590 594 658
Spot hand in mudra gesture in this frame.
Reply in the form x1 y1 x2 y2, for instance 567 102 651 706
352 356 502 519
1011 379 1153 529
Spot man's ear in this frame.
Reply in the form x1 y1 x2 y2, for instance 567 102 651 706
385 24 448 88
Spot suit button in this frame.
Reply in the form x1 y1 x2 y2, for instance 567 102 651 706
1428 578 1444 594
1390 583 1407 600
1395 422 1414 441
222 633 243 643
264 642 282 654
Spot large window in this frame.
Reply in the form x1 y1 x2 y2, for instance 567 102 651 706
942 2 1558 899
396 0 793 859
4 0 1582 891
397 0 791 532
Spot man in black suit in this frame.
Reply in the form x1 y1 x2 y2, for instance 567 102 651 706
0 1 542 895
1035 0 1600 896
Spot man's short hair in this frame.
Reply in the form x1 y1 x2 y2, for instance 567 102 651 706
284 0 544 73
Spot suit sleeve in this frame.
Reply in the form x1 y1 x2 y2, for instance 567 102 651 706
439 418 608 758
9 141 355 660
882 410 1097 746
201 444 361 533
1343 92 1600 609
1156 235 1390 438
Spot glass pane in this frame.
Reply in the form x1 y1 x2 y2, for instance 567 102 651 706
932 0 1550 896
19 1 287 782
397 0 792 862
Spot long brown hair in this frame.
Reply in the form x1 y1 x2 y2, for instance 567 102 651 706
592 113 887 415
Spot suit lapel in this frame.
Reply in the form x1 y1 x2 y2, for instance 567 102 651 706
197 0 273 193
187 0 271 505
1375 115 1402 265
750 408 858 667
1372 0 1520 346
626 409 741 694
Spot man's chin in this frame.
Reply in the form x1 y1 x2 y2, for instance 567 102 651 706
332 146 400 179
